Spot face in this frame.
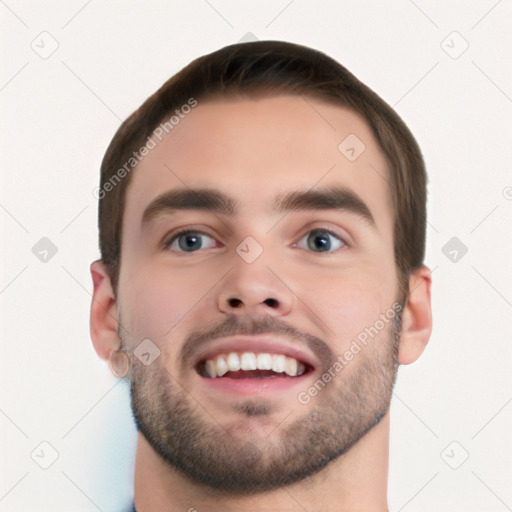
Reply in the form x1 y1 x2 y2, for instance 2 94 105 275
118 94 401 494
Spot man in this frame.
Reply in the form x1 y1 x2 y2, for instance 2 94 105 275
90 40 432 511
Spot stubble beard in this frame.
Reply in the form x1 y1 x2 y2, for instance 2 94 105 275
126 312 401 495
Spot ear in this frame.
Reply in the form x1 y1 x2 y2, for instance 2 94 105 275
398 266 433 365
90 260 119 361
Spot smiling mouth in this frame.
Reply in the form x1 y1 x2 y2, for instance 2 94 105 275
196 351 314 379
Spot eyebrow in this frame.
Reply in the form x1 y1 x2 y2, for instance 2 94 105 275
142 186 376 229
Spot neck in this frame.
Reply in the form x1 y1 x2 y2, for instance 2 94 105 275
133 412 390 512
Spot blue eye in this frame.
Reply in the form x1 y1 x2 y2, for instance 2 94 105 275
165 230 216 252
296 228 346 253
164 227 347 254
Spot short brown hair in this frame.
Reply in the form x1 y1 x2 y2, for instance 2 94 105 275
98 40 427 299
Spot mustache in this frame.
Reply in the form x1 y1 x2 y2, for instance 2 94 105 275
180 314 333 370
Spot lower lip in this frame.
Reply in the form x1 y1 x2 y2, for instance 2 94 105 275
198 372 313 397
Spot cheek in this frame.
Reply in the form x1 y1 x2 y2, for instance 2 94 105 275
123 268 205 341
303 267 396 348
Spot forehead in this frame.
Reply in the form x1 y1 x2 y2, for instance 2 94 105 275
123 94 393 232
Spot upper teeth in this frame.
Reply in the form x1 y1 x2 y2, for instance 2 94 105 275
203 352 306 378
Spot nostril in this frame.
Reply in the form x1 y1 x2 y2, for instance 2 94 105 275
264 298 278 308
228 298 243 308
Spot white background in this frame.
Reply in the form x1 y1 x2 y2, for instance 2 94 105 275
1 1 511 511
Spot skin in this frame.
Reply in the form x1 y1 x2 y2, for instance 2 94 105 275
90 95 432 511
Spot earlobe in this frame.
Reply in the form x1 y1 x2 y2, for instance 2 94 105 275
89 260 119 361
398 266 433 365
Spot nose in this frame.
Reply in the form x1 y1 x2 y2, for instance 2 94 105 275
217 259 294 317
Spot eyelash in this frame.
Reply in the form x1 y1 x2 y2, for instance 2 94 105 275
163 226 349 254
